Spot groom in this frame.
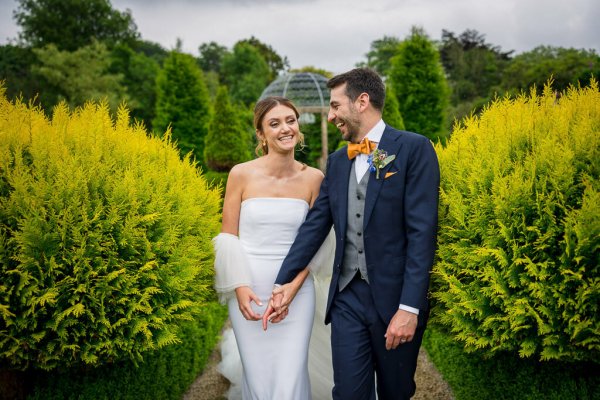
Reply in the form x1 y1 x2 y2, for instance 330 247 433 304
268 68 439 399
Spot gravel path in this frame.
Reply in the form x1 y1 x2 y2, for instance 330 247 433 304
183 323 454 400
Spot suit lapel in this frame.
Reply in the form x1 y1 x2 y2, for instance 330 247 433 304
364 127 403 229
334 150 353 235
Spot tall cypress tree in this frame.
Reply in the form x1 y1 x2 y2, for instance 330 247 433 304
382 85 405 130
204 86 251 171
153 49 211 164
389 27 449 142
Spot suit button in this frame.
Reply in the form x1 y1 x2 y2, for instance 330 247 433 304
356 213 361 218
357 195 361 200
358 249 363 254
357 232 362 236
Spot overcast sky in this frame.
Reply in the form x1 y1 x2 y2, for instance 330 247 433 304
1 0 598 74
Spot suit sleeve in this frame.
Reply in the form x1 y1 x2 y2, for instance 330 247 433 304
275 157 335 285
400 137 440 310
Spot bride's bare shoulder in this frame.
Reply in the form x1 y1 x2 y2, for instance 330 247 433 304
304 165 325 182
229 159 261 179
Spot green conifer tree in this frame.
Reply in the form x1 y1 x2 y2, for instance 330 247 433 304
153 49 211 164
389 27 449 142
220 42 270 107
204 86 251 171
382 85 405 130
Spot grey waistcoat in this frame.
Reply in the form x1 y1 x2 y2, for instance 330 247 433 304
338 161 370 291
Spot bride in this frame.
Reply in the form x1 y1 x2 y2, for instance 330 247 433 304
213 96 334 399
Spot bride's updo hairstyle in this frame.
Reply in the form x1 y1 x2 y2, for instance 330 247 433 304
253 96 305 156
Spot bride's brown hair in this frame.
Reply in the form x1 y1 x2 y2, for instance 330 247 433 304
253 96 305 156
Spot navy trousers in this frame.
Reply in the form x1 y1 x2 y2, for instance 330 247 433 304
330 275 428 400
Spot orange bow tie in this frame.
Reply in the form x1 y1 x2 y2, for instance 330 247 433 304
347 138 376 160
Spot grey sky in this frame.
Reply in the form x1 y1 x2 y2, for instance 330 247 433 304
1 0 598 73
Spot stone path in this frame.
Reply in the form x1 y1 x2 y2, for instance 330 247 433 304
183 323 454 400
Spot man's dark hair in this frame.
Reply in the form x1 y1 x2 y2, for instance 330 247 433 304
327 68 386 111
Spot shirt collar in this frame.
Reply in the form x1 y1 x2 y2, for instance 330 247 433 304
364 119 385 144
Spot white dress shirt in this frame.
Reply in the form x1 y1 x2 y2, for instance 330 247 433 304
354 119 385 183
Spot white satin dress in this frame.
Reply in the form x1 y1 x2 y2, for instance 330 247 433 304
225 197 317 399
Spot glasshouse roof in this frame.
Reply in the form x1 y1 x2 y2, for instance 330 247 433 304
259 73 329 112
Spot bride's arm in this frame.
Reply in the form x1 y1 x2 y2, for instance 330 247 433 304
215 165 262 320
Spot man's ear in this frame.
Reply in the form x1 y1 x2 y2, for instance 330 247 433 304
356 92 370 112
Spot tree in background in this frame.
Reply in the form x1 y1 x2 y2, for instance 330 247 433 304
130 39 169 63
358 35 401 77
382 85 405 130
110 44 160 128
153 47 211 164
198 41 229 74
0 44 40 102
501 46 600 94
440 29 512 105
388 27 449 141
220 42 270 107
289 66 333 79
204 86 251 171
198 41 230 100
13 0 139 51
439 29 512 129
33 41 127 111
238 36 289 80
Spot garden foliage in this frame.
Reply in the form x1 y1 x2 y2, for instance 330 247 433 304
388 26 449 142
433 80 600 362
382 85 405 131
204 86 251 171
153 49 211 165
0 90 222 370
28 302 228 400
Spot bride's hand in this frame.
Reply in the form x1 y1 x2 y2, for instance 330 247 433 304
262 292 289 330
235 286 263 321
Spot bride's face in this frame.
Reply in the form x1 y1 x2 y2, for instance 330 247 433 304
258 105 300 154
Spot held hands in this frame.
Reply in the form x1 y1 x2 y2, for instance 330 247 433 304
384 309 418 350
235 286 263 321
261 282 301 330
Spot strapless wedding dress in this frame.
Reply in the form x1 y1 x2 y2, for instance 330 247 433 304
218 197 334 399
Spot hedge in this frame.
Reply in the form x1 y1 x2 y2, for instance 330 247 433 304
432 80 599 362
26 302 227 400
0 90 222 371
423 327 600 400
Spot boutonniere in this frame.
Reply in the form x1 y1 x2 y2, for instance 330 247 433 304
368 148 396 179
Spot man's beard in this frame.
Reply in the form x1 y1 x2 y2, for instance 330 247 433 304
339 115 361 142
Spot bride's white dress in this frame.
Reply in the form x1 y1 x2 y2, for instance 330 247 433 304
218 197 334 400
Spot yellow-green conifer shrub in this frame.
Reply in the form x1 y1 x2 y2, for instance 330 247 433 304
0 89 221 370
433 80 599 362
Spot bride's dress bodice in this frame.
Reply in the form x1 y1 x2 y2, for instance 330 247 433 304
239 197 309 259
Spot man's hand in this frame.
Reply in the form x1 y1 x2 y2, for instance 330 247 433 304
384 309 418 350
262 270 309 330
235 286 262 321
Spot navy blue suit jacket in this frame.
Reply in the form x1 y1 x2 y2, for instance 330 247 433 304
275 126 440 325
